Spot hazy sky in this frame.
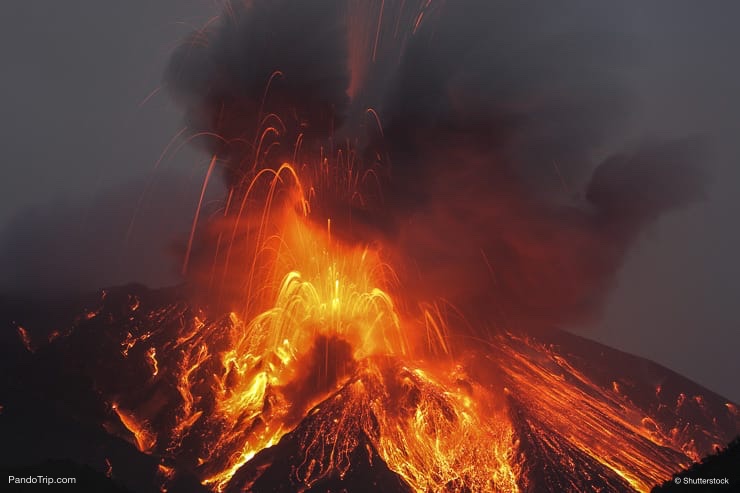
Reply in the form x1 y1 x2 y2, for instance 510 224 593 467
588 3 740 403
1 1 738 402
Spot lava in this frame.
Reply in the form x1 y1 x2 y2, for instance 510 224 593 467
7 271 739 491
111 402 157 454
25 164 737 490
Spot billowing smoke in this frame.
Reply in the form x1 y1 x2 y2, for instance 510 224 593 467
166 0 351 189
166 0 708 332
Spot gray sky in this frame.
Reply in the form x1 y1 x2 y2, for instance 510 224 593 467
1 1 738 402
1 1 204 220
584 2 740 403
0 1 211 290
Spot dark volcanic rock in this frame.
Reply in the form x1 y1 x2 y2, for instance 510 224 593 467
225 426 413 493
652 437 740 492
511 407 634 492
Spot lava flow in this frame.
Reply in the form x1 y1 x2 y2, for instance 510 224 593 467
25 162 736 492
108 162 523 492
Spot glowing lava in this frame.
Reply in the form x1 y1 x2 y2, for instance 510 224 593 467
169 163 508 491
65 163 735 492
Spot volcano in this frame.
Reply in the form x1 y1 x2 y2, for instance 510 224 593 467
3 2 738 492
1 285 737 493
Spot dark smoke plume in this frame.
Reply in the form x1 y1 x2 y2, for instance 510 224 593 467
166 0 708 332
166 0 351 189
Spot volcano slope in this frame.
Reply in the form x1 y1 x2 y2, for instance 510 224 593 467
1 285 737 493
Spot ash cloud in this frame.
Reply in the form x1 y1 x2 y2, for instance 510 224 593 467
166 0 351 188
166 1 709 332
378 2 710 330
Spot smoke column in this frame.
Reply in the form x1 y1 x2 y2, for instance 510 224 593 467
166 0 708 333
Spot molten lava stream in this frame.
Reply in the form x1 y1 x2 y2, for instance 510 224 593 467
96 159 730 493
146 162 525 492
488 333 708 492
368 363 522 492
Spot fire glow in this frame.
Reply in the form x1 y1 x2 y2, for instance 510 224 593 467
91 156 736 492
10 2 738 493
145 159 518 491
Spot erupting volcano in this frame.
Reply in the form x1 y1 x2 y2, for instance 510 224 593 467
2 1 738 492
